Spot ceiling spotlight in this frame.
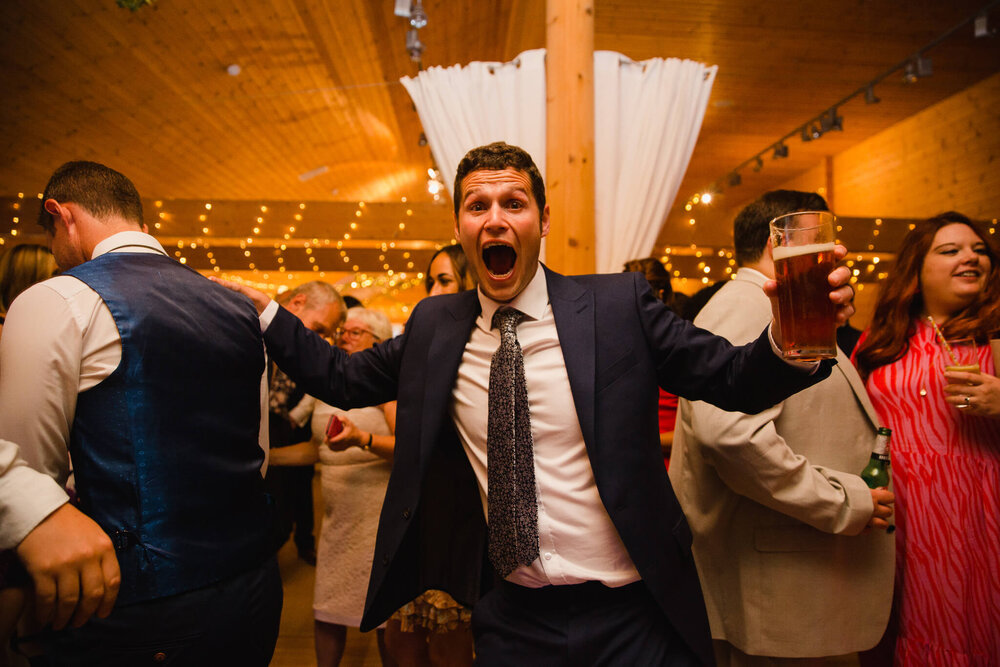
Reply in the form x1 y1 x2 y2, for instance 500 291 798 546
772 143 789 159
226 64 242 76
904 55 932 83
975 11 995 38
409 0 428 29
406 28 424 62
752 156 764 172
820 108 843 133
864 84 880 104
728 172 741 187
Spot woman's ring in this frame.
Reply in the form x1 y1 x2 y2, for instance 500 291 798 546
962 395 971 408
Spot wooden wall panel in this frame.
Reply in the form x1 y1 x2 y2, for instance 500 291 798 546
833 72 1000 221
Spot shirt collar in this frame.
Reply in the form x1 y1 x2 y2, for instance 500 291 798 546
477 262 549 329
91 231 168 259
736 266 769 285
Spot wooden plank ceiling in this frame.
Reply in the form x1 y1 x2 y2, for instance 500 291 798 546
2 0 998 316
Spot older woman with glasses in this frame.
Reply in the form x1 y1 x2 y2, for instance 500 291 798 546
269 305 396 666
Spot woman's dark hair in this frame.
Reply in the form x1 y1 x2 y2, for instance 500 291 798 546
623 257 673 307
425 244 478 293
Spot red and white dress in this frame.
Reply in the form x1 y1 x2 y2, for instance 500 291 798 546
862 319 1000 666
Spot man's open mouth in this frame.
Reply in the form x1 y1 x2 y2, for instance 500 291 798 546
483 244 516 278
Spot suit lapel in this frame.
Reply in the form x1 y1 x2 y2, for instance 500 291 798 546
419 291 480 459
544 267 598 452
835 348 882 427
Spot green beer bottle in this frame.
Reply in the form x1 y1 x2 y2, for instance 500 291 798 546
861 427 894 533
861 427 892 490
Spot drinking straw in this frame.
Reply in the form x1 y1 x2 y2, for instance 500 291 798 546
927 316 960 367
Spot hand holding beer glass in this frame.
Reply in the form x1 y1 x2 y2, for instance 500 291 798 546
768 211 840 360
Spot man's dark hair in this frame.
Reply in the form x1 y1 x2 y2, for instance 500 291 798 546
733 190 829 266
37 161 144 233
452 142 546 217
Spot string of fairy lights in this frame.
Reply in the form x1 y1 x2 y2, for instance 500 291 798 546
3 193 996 300
1 191 448 314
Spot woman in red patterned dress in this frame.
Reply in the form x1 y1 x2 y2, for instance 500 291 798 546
854 212 1000 665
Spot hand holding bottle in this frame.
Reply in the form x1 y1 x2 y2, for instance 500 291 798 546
861 427 895 533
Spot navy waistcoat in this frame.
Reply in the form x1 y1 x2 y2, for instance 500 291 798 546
64 252 271 605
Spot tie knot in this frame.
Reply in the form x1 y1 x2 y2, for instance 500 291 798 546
492 308 524 337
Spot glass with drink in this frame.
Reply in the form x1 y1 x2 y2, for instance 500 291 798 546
769 210 838 360
939 337 980 375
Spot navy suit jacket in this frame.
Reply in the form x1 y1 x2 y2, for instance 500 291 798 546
263 266 833 666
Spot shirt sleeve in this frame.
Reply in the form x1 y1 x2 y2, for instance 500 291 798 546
684 397 873 535
0 438 69 549
260 300 279 331
0 283 83 486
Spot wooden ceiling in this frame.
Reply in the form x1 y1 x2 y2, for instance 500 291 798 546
2 0 998 311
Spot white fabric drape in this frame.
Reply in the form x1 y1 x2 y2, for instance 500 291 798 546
593 53 717 273
400 49 547 201
401 48 716 273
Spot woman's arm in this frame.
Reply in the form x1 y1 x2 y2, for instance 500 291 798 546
325 403 397 462
268 440 319 466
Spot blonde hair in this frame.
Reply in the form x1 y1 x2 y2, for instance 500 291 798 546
1 244 57 311
344 306 393 342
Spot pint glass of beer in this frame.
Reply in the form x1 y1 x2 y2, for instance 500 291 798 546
769 211 838 360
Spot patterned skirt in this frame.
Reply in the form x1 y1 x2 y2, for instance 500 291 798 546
391 590 472 633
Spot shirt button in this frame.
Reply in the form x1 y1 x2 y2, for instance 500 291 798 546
544 552 552 560
402 508 411 520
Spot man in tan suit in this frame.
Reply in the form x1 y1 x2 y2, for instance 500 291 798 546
670 190 895 666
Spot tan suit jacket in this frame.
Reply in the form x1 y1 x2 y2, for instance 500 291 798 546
670 268 894 658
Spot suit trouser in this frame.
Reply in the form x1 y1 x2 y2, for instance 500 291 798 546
40 557 283 667
472 579 701 666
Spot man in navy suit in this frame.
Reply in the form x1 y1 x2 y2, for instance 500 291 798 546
220 142 856 666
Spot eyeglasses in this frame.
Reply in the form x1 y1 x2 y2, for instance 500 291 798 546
337 327 379 341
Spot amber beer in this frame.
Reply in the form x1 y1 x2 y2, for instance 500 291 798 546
770 211 838 360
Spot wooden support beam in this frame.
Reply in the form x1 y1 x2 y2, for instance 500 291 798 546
545 0 595 275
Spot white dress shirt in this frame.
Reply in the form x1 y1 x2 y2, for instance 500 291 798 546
0 438 68 549
0 231 270 496
450 267 641 588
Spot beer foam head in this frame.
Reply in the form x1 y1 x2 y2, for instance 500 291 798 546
772 242 835 261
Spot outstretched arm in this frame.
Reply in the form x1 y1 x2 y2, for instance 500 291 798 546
209 277 271 314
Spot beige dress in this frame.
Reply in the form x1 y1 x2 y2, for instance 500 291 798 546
312 402 392 627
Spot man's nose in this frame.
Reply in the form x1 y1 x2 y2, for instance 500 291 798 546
483 202 506 229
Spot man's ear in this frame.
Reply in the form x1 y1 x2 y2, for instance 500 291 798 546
43 199 67 228
286 292 307 313
540 204 551 238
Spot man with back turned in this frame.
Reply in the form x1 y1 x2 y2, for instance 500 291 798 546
0 161 281 665
670 190 895 666
220 143 858 666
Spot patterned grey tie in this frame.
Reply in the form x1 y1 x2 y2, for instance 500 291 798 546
487 308 539 577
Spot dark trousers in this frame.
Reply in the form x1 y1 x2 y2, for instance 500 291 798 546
472 580 701 667
41 557 283 667
265 464 316 554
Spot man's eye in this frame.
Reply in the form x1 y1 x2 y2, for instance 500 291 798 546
468 202 484 211
508 200 523 209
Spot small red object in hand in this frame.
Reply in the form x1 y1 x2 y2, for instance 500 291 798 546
326 415 343 439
